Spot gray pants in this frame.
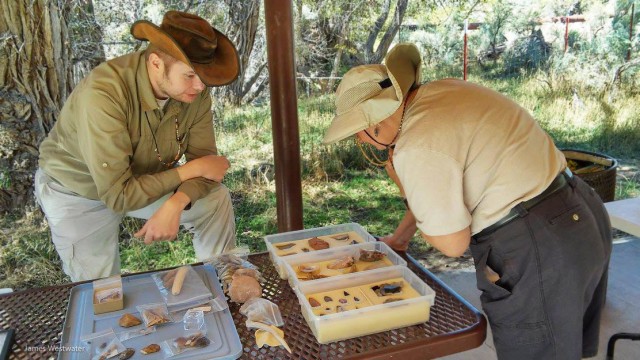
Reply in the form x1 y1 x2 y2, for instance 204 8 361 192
34 169 236 281
471 175 611 359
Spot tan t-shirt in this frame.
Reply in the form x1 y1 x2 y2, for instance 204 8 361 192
392 79 566 236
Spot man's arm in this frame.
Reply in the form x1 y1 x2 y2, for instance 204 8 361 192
381 209 417 251
381 149 417 250
421 226 471 257
174 91 224 205
76 85 226 214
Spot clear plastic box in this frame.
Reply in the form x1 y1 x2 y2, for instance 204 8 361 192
293 266 436 344
264 223 376 278
282 241 407 287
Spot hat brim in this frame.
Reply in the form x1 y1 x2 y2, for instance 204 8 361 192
322 43 422 145
131 20 240 87
323 90 401 145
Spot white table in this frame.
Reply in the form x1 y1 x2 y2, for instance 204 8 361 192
605 197 640 237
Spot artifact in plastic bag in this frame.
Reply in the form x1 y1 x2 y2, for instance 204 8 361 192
209 248 263 278
207 246 251 264
239 298 284 327
246 320 291 353
208 248 265 302
93 275 124 314
228 275 262 303
167 294 229 319
95 287 122 304
150 265 212 308
136 303 172 327
117 326 156 342
255 326 285 348
159 332 211 357
80 328 127 360
118 313 141 328
140 343 161 354
117 348 134 360
172 266 190 295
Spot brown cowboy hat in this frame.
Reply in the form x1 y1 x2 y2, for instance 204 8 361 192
131 11 240 87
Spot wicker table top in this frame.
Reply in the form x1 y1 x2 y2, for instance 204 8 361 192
0 252 486 360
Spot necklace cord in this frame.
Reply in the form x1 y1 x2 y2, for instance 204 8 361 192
355 97 408 167
145 113 184 168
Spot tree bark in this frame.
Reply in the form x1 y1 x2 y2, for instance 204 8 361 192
218 0 262 106
363 0 408 64
0 0 74 214
70 0 106 82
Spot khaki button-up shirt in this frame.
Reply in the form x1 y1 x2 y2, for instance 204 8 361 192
38 51 220 214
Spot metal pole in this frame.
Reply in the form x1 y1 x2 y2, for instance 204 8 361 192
263 0 304 232
463 19 468 81
564 12 570 53
628 3 635 61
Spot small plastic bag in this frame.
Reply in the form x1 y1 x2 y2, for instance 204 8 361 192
207 249 264 297
207 248 260 275
183 309 208 336
135 302 173 327
94 287 121 304
151 265 213 307
117 326 156 342
159 332 212 357
239 298 284 327
93 275 123 306
205 247 251 265
80 328 126 360
167 293 228 317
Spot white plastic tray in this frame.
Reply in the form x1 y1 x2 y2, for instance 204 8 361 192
264 223 376 278
294 266 436 344
282 241 407 288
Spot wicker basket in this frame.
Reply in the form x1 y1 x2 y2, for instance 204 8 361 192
561 149 618 202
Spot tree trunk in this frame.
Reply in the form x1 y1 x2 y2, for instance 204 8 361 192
70 0 106 82
363 0 408 64
0 0 74 214
217 0 262 106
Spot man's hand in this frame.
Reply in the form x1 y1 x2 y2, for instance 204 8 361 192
381 234 410 252
177 155 230 182
134 192 190 244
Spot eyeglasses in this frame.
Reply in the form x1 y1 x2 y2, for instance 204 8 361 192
146 115 186 168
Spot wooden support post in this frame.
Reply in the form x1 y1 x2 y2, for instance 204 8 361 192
264 0 304 232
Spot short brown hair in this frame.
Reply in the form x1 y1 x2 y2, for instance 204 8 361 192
145 44 177 75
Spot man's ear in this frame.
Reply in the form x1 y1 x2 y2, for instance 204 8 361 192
148 52 164 73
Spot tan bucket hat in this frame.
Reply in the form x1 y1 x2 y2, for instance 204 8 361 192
323 43 422 144
131 11 240 87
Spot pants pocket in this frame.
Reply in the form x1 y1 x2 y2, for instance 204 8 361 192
471 244 512 302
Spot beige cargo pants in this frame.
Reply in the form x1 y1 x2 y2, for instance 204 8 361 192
34 169 236 281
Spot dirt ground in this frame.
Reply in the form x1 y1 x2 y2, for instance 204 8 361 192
414 158 639 274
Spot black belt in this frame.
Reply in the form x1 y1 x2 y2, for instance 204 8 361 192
474 168 573 239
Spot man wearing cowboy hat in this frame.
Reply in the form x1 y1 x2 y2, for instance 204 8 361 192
35 11 240 281
324 43 611 359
